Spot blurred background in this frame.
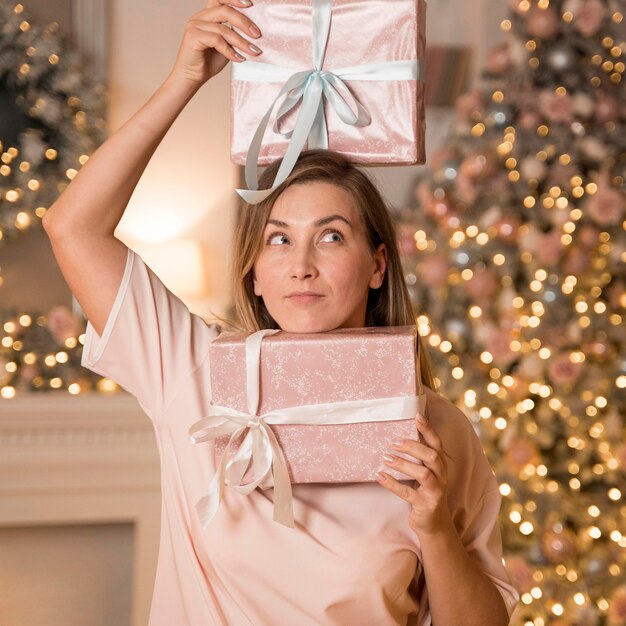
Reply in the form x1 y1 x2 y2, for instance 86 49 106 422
0 0 624 624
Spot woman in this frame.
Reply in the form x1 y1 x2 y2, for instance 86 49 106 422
43 1 519 624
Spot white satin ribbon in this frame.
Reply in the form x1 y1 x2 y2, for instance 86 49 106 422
190 329 423 529
234 0 425 204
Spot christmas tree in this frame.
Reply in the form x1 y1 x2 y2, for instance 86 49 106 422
0 2 113 399
396 0 625 623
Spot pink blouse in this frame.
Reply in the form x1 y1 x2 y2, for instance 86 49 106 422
81 248 519 625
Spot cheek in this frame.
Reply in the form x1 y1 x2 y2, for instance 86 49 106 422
253 256 278 294
326 255 371 292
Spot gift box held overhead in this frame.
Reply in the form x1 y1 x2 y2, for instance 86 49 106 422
231 0 427 203
189 326 427 528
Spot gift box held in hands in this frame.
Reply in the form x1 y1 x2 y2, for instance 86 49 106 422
189 326 426 528
231 0 426 203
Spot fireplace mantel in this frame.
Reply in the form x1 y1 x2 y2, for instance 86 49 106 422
0 392 160 626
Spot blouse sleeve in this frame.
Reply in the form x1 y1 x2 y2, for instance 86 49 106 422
80 247 220 420
423 391 520 620
460 476 521 619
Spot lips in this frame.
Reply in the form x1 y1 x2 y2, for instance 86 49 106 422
286 291 324 303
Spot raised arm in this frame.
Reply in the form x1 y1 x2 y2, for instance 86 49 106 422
43 0 262 336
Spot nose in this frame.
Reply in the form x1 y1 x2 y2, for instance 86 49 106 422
289 242 319 281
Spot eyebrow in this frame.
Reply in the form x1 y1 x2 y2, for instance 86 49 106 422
266 214 353 228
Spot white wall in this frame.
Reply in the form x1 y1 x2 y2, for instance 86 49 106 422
108 0 238 320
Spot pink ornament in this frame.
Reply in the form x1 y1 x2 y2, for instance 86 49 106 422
47 305 81 344
466 267 498 300
419 254 450 288
486 42 512 74
429 147 457 171
455 169 478 204
564 248 591 274
426 195 454 221
547 162 578 188
539 91 574 123
460 152 495 181
586 183 624 226
519 109 542 130
574 0 606 36
520 156 548 181
535 229 564 265
19 364 37 384
455 90 484 120
579 224 599 247
548 353 583 387
541 526 577 563
495 214 522 243
594 95 622 124
526 7 560 38
608 584 626 626
505 437 540 470
580 136 608 161
573 92 595 118
415 180 435 211
485 328 517 366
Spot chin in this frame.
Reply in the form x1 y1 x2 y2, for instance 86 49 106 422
274 315 343 334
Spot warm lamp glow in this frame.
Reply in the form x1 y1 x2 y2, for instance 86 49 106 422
132 239 209 298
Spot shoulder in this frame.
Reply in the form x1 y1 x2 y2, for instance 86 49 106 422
423 385 478 447
423 386 497 487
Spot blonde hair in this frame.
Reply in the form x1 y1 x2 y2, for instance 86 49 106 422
215 149 438 392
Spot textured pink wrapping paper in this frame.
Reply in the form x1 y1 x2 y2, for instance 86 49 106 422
230 0 426 166
212 326 426 484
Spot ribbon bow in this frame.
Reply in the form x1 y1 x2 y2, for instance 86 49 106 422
234 0 424 204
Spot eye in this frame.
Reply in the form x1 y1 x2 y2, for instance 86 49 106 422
321 229 344 243
266 231 289 245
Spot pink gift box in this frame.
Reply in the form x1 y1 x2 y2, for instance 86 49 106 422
211 325 426 484
230 0 426 167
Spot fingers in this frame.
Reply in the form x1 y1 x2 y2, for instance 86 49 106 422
390 444 445 482
376 472 422 505
196 3 262 40
189 20 262 59
189 3 262 63
383 453 442 485
414 414 442 451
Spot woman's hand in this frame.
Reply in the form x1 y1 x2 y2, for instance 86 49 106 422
377 413 453 538
169 0 263 88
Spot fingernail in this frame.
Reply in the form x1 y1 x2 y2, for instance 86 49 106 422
234 52 246 61
249 24 261 37
240 0 252 6
390 440 403 449
248 43 262 54
382 453 396 463
376 472 387 482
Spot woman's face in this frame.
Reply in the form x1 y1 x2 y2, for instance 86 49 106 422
253 181 387 333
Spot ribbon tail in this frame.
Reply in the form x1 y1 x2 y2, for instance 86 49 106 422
308 96 328 149
224 428 255 486
263 424 295 528
196 428 243 528
236 71 312 204
236 73 324 205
